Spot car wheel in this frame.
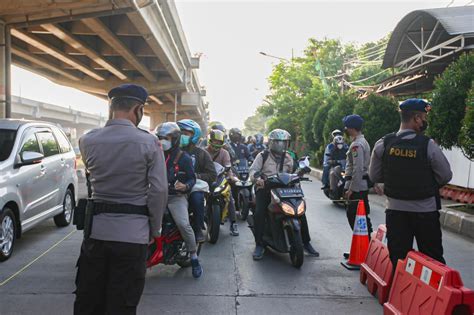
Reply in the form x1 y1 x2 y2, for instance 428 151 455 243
54 188 74 227
0 208 16 262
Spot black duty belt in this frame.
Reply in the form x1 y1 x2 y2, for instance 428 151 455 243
344 175 370 181
92 202 149 216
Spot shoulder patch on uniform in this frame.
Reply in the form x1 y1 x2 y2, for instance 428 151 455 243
352 145 359 157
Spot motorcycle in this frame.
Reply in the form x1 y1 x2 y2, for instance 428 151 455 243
231 161 253 221
248 157 311 268
206 162 232 244
146 209 202 269
322 159 346 205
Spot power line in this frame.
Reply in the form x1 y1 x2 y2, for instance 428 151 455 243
344 40 388 60
344 47 386 65
345 68 390 84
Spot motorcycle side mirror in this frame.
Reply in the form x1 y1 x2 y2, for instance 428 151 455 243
298 156 310 169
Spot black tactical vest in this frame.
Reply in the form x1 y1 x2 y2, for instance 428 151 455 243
382 132 438 200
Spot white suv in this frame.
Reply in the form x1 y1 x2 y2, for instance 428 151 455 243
0 119 78 261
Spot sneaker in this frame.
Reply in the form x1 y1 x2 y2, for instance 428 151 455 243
230 223 239 236
195 228 205 243
191 258 203 278
303 242 320 257
343 252 350 259
321 184 329 190
252 245 265 260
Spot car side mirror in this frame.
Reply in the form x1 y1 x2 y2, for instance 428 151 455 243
17 151 44 167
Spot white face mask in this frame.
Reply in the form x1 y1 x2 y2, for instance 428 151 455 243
160 139 172 151
337 144 343 150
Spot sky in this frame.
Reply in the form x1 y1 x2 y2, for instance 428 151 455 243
11 0 466 129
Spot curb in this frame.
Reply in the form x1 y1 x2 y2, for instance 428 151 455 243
440 207 474 239
310 167 474 240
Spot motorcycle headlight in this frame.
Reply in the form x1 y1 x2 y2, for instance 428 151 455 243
214 186 222 193
281 202 295 216
297 200 306 216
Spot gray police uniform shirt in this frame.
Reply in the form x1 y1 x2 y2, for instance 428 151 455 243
344 134 371 192
79 119 168 244
369 129 452 212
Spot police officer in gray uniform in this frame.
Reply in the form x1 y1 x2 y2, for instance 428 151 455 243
369 99 452 269
343 114 373 238
74 84 168 315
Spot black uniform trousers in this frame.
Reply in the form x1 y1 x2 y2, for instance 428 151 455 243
346 190 373 236
254 189 311 246
386 209 445 270
74 238 147 315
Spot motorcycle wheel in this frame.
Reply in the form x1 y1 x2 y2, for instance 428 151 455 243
238 190 250 221
208 203 221 244
287 226 304 268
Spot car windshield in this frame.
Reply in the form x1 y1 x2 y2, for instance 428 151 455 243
0 129 17 162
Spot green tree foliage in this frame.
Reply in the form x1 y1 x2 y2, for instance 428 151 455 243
247 36 394 160
429 53 474 150
242 112 268 136
354 94 400 149
323 92 359 144
459 85 474 160
312 100 332 164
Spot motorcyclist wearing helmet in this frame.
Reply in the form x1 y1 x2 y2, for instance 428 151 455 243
177 119 217 243
229 128 251 166
206 129 239 236
321 129 347 190
328 135 349 195
248 133 266 158
249 129 319 260
155 122 202 278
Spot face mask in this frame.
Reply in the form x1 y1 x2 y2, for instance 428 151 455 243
420 119 428 132
180 135 191 147
160 139 172 151
337 144 343 150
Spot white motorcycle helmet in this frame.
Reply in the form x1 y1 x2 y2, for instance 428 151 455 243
334 135 344 150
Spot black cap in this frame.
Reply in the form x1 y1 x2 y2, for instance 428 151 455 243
108 84 148 104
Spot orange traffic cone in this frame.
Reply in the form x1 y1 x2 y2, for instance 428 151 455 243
341 200 370 270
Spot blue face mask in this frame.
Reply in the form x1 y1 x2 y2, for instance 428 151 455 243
180 135 191 147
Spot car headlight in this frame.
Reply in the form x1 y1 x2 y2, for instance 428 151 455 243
297 200 305 216
281 202 295 216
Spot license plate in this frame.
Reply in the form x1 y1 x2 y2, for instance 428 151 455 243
276 188 304 198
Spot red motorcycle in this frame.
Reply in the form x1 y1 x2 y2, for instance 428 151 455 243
147 210 202 268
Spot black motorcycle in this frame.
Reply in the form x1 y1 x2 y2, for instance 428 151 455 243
322 160 346 206
232 162 253 221
248 161 311 268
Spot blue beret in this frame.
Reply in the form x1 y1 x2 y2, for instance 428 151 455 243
342 114 364 129
108 84 148 104
399 98 431 112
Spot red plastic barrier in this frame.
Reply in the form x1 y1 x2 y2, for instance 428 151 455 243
360 225 393 304
384 251 474 315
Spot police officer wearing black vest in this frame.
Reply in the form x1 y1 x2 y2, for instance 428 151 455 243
74 84 168 314
369 98 452 269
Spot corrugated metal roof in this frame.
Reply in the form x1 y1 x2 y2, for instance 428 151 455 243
425 6 474 35
383 6 474 68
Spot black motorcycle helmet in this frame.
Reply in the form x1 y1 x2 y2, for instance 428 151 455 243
155 122 181 151
229 128 242 143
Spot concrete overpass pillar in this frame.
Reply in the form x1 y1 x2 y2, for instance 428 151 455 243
0 22 11 119
149 111 170 129
0 22 3 118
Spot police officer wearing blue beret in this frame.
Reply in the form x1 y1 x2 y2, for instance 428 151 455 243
74 84 168 314
342 115 373 254
369 99 452 270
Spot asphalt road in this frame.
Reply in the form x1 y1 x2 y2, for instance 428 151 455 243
0 176 472 314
